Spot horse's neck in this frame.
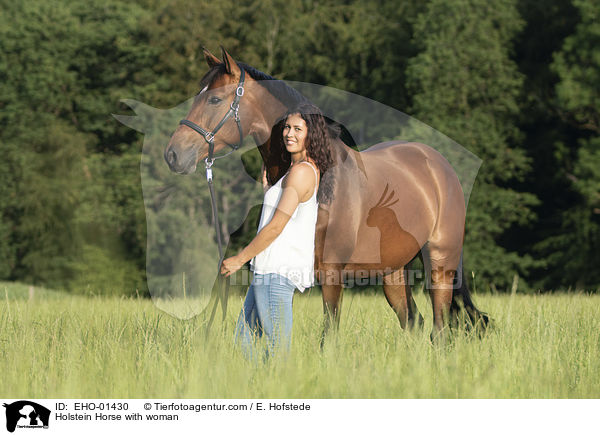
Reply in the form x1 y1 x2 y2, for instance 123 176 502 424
250 82 288 145
245 85 291 183
255 133 287 185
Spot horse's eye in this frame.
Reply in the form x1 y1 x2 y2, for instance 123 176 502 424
208 96 221 105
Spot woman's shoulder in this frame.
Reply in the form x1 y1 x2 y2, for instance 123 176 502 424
283 161 318 190
288 161 318 179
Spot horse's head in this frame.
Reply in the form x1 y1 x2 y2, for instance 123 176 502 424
165 47 262 174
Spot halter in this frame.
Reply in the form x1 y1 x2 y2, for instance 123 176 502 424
179 67 246 184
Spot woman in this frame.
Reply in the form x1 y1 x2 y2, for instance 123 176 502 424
220 102 333 358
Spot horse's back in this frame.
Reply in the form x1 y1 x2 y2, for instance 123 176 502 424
363 140 464 208
358 140 465 264
364 141 455 171
365 140 466 265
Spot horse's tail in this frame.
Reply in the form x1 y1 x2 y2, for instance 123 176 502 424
450 253 490 333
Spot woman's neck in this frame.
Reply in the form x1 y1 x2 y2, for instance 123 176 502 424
290 150 308 164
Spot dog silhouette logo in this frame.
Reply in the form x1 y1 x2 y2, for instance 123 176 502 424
3 401 50 432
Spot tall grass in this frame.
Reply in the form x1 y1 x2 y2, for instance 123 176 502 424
1 282 599 398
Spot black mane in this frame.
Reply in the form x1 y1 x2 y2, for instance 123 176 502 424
199 63 305 109
239 63 308 110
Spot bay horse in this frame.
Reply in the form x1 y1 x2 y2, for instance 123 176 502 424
165 47 488 339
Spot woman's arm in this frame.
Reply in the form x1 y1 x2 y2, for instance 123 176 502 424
220 164 315 276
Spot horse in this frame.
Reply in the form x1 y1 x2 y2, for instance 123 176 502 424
164 47 489 339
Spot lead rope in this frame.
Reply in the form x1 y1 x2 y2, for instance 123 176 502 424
204 158 231 336
205 159 223 260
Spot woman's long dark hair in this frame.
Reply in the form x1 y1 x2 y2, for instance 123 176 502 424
280 102 335 204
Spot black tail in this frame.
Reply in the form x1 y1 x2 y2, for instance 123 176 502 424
450 254 490 333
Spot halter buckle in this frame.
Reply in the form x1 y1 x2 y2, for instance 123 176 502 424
205 132 214 143
205 158 214 182
231 102 240 121
236 86 244 97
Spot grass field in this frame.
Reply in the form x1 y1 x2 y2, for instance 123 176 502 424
1 281 599 398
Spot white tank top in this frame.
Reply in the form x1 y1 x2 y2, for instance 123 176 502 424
250 161 319 292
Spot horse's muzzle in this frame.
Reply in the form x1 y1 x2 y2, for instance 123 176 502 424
164 144 199 174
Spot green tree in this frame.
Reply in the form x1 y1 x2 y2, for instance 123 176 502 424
511 0 580 290
0 0 159 292
538 0 600 289
406 0 539 291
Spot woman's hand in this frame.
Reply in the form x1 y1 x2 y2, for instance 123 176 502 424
261 163 269 192
220 255 245 277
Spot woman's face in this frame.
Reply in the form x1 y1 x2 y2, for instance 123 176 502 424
283 113 308 154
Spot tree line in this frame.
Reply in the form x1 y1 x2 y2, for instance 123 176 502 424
0 0 597 294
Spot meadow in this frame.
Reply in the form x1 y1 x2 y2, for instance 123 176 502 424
1 281 599 398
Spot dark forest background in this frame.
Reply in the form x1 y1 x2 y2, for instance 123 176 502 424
0 0 598 295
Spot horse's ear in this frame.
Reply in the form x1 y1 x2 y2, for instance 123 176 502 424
220 46 241 77
203 47 221 68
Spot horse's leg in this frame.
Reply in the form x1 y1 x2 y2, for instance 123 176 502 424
429 267 455 334
423 245 459 340
322 283 344 332
318 266 344 346
382 267 423 330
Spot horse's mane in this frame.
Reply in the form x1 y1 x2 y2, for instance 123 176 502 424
240 63 308 110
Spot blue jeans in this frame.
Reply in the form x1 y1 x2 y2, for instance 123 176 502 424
235 273 295 360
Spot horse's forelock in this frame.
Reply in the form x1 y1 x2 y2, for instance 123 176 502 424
198 64 227 90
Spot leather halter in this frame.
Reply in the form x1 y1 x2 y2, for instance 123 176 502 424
179 67 246 183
